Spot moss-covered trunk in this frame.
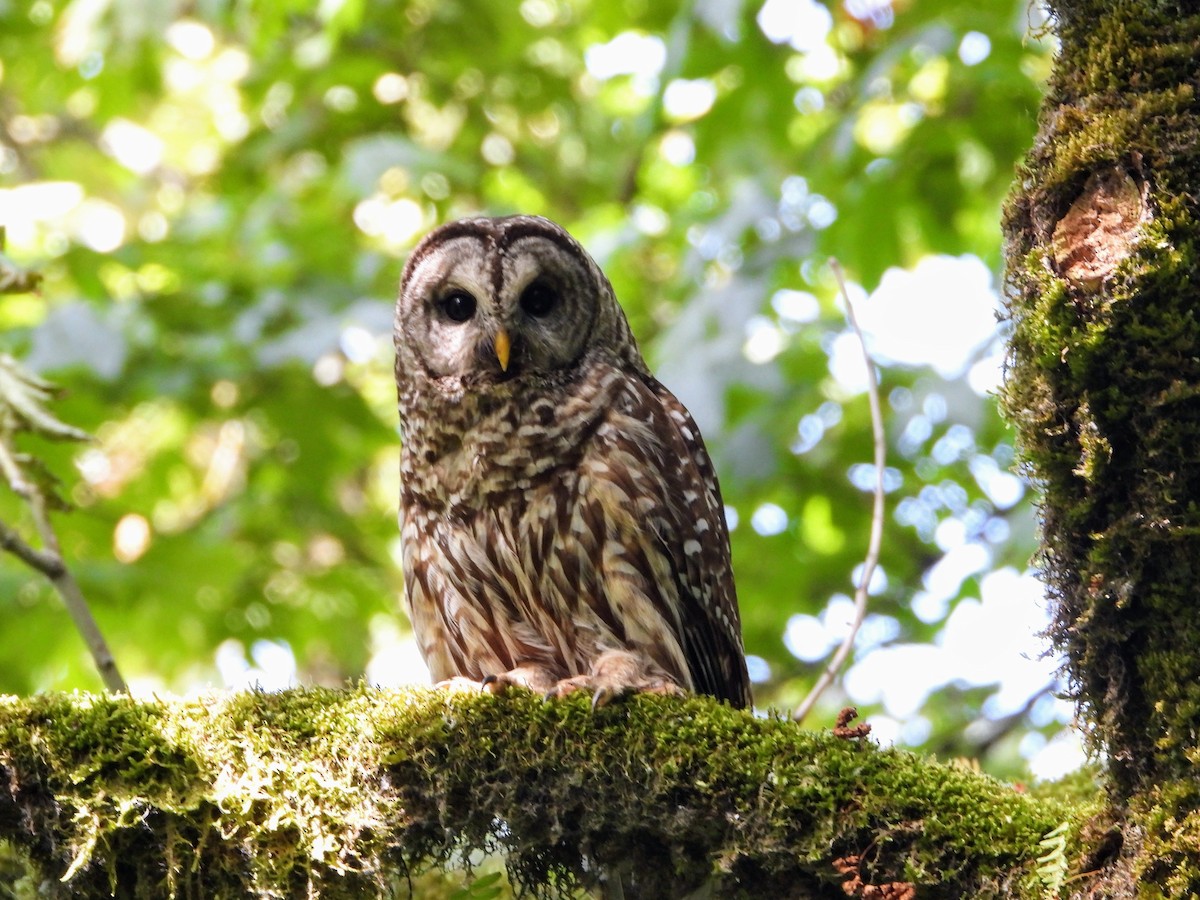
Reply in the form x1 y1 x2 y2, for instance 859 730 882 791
1001 0 1200 893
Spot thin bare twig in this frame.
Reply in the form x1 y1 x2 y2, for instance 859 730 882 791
0 446 128 693
0 516 63 574
793 260 886 724
30 480 127 693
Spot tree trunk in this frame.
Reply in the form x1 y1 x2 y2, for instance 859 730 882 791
1002 0 1200 893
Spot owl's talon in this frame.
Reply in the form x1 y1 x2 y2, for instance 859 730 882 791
543 675 586 701
480 673 511 695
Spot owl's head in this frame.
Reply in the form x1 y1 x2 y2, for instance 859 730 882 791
394 216 637 401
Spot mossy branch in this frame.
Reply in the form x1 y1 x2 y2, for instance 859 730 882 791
0 687 1093 899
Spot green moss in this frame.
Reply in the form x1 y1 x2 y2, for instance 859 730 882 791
1129 777 1200 897
0 688 1085 898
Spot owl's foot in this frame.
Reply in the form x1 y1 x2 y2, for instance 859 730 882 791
546 650 684 708
480 663 561 696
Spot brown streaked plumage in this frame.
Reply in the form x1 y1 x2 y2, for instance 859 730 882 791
394 215 750 708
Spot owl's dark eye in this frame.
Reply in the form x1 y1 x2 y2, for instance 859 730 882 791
439 290 477 323
519 280 559 318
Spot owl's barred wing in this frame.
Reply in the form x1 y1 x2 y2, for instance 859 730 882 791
587 373 751 708
646 379 752 708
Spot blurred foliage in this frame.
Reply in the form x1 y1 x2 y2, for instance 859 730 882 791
0 0 1060 776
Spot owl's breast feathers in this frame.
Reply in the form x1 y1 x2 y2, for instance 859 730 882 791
399 360 751 708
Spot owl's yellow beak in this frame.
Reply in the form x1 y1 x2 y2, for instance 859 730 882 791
494 328 511 372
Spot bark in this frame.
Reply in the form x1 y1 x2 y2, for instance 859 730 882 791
1001 0 1200 894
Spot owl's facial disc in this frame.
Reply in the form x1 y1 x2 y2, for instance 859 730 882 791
397 220 609 397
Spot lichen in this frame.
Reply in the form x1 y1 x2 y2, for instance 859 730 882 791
0 687 1084 898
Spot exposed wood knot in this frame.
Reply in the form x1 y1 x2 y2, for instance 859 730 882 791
1051 164 1149 293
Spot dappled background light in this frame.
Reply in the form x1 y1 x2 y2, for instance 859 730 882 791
0 0 1079 781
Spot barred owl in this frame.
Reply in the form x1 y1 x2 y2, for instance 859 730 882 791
394 215 750 708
